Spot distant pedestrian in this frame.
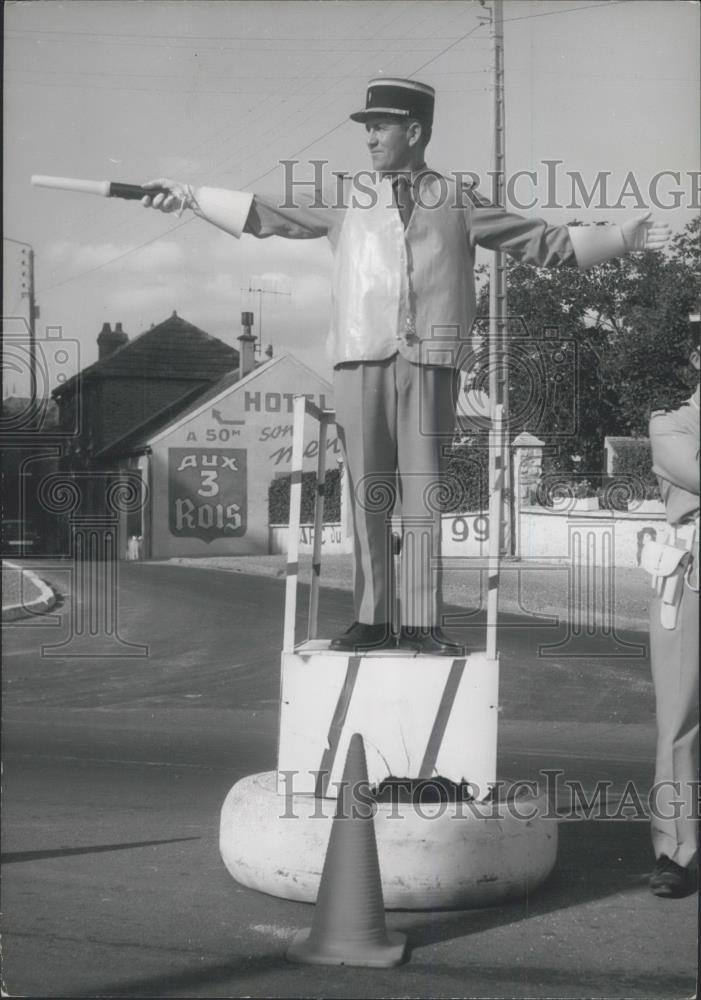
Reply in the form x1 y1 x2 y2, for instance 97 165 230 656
636 527 657 567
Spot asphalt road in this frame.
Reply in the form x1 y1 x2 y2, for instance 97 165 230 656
1 562 697 999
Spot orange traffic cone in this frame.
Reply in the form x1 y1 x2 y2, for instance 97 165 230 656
286 732 407 967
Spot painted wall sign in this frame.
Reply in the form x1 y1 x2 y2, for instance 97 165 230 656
168 447 247 541
145 355 337 558
244 390 330 414
268 435 341 467
448 514 489 544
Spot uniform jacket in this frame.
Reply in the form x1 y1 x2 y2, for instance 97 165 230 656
192 170 627 368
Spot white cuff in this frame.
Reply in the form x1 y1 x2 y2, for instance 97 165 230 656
567 224 626 270
191 187 254 238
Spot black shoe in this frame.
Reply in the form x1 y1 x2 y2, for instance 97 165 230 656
329 621 395 652
649 855 698 898
398 626 467 656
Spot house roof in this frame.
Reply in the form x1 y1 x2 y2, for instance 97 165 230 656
143 351 333 447
53 312 238 397
99 352 333 458
94 382 213 458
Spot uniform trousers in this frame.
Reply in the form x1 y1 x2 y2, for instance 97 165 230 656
334 354 456 628
649 578 699 868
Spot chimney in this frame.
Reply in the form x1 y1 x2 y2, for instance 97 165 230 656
97 321 128 360
238 311 257 378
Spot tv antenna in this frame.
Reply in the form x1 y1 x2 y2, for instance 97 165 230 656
241 282 292 355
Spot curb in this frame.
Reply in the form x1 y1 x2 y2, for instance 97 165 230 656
2 561 57 622
166 556 286 579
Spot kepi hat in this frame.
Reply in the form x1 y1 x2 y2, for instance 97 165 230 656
350 77 435 125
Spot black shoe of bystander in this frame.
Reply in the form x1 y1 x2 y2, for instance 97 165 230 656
649 855 698 898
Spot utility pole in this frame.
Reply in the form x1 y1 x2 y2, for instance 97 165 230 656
241 283 291 357
487 0 511 554
4 237 39 408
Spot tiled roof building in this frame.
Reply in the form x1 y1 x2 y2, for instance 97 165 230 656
53 312 238 461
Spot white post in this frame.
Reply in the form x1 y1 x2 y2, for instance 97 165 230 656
283 395 307 652
512 448 522 561
308 413 329 640
486 404 504 660
488 0 509 558
511 433 544 560
339 457 353 552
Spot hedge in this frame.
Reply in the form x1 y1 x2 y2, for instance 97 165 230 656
442 446 491 512
268 438 660 522
605 437 660 505
269 468 341 524
267 448 493 525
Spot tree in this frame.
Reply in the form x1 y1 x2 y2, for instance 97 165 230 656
461 218 699 475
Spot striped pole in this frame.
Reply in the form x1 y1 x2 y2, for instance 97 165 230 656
283 395 307 652
486 404 504 660
308 412 330 640
391 531 401 639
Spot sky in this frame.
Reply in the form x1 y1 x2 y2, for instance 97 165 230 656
3 0 699 394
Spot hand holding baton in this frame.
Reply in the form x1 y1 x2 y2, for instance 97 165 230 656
31 175 192 214
31 174 171 199
32 175 252 236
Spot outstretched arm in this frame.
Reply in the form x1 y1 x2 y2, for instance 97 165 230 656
469 193 672 269
141 177 342 240
568 211 671 268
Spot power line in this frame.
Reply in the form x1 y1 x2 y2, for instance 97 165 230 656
32 2 421 274
5 1 630 45
5 78 490 96
32 1 635 295
502 0 629 23
197 0 431 182
3 33 471 54
4 23 485 42
16 0 477 224
7 0 632 40
232 21 491 185
409 21 486 77
200 2 484 186
6 65 492 80
10 67 692 95
37 219 194 294
34 0 447 293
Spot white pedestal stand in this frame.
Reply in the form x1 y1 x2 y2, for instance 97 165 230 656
219 398 557 909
